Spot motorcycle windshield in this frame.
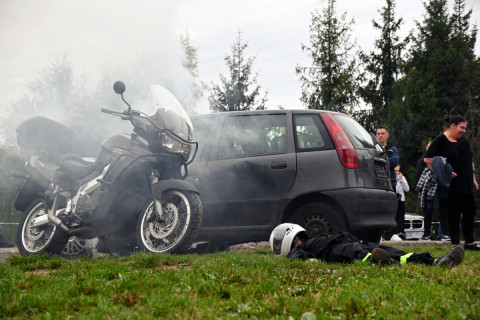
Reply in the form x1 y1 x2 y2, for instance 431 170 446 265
149 85 193 141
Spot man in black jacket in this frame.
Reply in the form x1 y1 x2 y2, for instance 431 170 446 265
270 223 464 268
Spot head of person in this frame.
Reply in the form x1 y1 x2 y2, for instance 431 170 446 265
375 126 390 146
445 115 467 140
269 223 309 257
394 165 400 176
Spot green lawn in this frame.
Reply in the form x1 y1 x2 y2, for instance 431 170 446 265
1 246 479 319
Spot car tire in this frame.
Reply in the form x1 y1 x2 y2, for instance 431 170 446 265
291 202 347 238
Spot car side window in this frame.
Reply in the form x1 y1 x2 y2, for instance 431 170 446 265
294 115 333 151
218 114 287 159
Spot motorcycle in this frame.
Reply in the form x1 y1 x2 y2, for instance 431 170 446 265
13 81 203 257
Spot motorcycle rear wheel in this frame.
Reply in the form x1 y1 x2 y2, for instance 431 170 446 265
16 198 69 256
136 191 202 254
59 236 88 259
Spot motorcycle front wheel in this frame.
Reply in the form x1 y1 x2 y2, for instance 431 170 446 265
136 191 202 254
16 198 69 256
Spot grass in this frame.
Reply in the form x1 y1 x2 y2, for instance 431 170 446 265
0 246 479 319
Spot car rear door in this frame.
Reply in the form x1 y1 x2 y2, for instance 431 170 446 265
196 112 297 227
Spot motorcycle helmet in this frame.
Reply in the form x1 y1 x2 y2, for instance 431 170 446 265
269 223 309 257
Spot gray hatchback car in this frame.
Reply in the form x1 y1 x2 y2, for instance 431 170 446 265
187 110 397 244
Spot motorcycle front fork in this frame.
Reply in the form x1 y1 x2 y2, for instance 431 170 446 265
149 172 164 222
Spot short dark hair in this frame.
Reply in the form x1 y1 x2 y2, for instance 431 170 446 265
376 125 389 133
445 115 467 127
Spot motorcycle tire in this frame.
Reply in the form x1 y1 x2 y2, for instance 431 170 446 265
58 236 88 259
16 198 70 256
136 191 203 254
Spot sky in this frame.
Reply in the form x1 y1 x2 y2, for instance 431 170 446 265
0 0 479 114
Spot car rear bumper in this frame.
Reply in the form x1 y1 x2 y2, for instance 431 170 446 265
323 188 397 230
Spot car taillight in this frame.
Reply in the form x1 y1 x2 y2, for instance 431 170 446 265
320 113 358 169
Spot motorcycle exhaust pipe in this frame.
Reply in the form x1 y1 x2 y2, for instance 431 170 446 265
32 208 65 227
32 213 50 227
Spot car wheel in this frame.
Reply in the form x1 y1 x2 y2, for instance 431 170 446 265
291 202 347 238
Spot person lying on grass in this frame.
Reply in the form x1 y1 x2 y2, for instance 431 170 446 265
270 223 464 268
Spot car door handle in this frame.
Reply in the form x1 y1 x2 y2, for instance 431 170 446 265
271 161 287 169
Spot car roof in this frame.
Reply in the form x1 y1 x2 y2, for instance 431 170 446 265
190 109 345 119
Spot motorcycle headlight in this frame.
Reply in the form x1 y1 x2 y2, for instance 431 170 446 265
161 131 191 160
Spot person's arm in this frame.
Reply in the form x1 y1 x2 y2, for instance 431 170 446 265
473 162 479 192
287 246 315 260
399 175 409 192
424 157 433 169
389 146 399 168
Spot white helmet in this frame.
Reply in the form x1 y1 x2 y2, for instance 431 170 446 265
269 223 309 257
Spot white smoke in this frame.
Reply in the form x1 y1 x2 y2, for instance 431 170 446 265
0 0 210 147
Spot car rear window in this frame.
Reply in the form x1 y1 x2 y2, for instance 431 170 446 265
218 114 287 159
333 114 375 149
294 114 333 151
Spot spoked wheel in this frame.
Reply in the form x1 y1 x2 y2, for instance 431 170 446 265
16 199 69 256
59 236 88 259
136 191 202 254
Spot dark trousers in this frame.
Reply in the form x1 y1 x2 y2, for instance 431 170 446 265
422 200 434 237
438 199 450 236
447 193 476 244
301 232 436 265
362 243 435 265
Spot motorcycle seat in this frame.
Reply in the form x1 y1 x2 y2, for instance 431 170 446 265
58 150 112 180
60 157 99 179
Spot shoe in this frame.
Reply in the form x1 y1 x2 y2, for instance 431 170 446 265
440 235 451 241
372 248 400 266
464 243 480 251
420 235 431 241
390 234 403 242
397 233 406 240
435 246 464 268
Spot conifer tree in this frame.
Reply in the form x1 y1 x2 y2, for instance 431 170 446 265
357 0 405 132
208 32 267 112
180 31 207 112
394 0 479 167
296 0 358 113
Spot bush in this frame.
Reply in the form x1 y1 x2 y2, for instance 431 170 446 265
0 146 25 243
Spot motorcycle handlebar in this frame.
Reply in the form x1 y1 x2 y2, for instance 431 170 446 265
101 108 117 114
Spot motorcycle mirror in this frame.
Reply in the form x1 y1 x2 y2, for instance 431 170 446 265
113 81 131 112
113 81 126 95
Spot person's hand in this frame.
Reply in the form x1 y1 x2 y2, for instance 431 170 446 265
452 172 458 179
474 180 479 192
397 172 403 179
